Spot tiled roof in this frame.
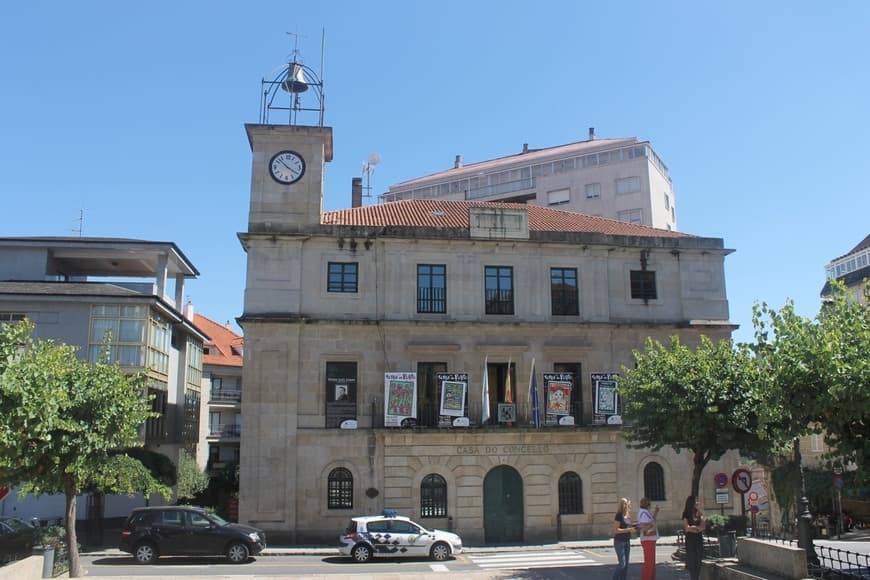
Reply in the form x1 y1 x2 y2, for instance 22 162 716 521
390 137 640 189
194 313 243 368
322 200 692 239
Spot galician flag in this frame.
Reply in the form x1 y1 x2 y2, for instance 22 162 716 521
529 358 541 429
481 356 490 425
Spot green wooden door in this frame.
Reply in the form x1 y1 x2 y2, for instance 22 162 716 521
483 465 524 544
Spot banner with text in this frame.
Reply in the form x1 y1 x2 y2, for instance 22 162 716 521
384 372 417 427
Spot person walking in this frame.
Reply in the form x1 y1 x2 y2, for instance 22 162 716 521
612 497 636 580
637 497 659 580
682 495 705 580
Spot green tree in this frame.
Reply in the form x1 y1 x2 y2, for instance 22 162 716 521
752 281 870 483
620 335 772 498
0 322 171 577
176 449 209 502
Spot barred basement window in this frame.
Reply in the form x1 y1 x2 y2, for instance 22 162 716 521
328 468 353 509
644 462 666 501
558 471 583 514
420 474 447 518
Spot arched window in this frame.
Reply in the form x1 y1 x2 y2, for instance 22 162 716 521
558 471 583 514
421 474 447 518
643 462 666 501
328 467 353 509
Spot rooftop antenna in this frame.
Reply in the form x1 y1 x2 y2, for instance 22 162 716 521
260 30 325 126
362 153 381 200
72 209 85 237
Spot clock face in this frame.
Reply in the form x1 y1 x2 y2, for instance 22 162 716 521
269 150 305 184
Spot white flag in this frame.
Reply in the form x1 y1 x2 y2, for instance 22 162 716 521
481 356 490 425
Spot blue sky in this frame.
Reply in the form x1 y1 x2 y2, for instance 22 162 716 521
2 1 868 344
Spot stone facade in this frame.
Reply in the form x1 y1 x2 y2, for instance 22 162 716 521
238 123 740 544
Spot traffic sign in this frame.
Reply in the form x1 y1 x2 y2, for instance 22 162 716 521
0 486 8 502
750 505 759 514
748 491 759 502
715 489 730 504
714 472 729 488
732 468 752 494
834 476 845 491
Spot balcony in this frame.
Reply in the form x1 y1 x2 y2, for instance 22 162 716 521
208 424 241 438
210 389 242 404
467 177 535 200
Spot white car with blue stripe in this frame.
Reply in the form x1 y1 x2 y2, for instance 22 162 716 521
338 510 463 563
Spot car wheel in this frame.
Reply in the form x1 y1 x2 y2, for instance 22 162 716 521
430 541 451 561
226 541 250 564
133 541 157 564
351 543 372 563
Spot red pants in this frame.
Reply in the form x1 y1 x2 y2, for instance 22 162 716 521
641 540 657 580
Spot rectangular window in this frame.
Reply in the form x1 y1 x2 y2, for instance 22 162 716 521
547 188 570 205
327 262 358 293
630 270 658 301
616 176 641 194
182 389 201 450
417 362 447 427
417 264 447 313
88 305 148 368
484 266 514 315
616 208 643 225
0 312 25 325
145 380 168 443
186 337 203 390
585 183 601 199
325 362 357 428
664 193 670 210
551 268 579 316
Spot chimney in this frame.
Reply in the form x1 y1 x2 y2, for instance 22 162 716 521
522 143 529 153
184 301 194 322
351 177 363 208
454 154 463 169
588 127 596 140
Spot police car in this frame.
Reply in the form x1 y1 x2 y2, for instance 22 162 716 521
338 510 463 563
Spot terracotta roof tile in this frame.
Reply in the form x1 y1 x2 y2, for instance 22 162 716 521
194 313 243 368
322 200 692 239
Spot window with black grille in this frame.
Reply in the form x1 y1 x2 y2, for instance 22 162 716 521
420 473 447 518
630 270 657 301
551 268 579 315
643 462 666 501
327 467 353 509
485 266 514 314
558 471 583 514
417 264 446 313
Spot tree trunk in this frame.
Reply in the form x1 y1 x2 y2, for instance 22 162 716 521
691 449 710 500
64 478 81 578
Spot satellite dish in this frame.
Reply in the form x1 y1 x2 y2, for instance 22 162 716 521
367 152 381 167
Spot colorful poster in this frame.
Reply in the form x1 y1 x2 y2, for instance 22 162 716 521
546 382 572 415
592 372 620 423
439 379 467 417
384 372 417 427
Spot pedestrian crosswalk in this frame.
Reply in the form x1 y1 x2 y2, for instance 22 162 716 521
469 550 603 570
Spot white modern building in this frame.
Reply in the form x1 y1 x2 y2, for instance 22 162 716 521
380 129 677 231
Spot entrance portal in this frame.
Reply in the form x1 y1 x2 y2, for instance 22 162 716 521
483 465 523 543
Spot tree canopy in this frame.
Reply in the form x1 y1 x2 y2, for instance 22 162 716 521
620 335 772 498
752 281 870 483
0 321 170 577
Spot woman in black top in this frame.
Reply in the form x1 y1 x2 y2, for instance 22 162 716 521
682 495 705 580
612 497 636 580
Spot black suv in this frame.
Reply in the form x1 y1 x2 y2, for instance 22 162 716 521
119 506 266 564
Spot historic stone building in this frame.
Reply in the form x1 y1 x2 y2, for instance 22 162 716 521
237 120 742 544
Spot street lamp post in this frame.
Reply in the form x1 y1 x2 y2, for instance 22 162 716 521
795 438 818 566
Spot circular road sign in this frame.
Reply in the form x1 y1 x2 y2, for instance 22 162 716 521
0 486 8 502
732 468 752 494
714 472 729 488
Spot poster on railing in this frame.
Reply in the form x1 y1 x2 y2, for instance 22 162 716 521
543 373 572 416
437 372 468 417
384 372 417 427
592 372 620 425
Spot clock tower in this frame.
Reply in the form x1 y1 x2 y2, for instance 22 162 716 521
238 45 331 542
245 123 333 232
